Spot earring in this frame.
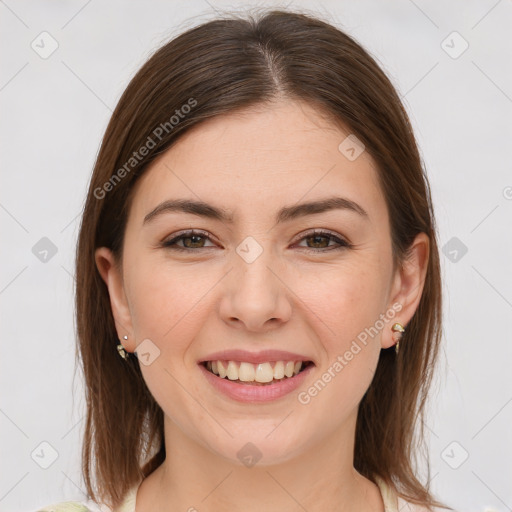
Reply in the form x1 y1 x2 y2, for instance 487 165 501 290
391 322 405 355
117 335 129 360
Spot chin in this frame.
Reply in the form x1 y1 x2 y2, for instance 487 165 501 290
203 428 310 468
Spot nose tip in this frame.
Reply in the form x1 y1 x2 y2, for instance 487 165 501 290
220 259 292 332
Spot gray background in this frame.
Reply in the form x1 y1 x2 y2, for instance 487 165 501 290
1 1 511 511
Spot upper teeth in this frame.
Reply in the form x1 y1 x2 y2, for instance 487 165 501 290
206 360 304 382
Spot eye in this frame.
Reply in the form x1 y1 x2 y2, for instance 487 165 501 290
161 229 352 252
161 230 216 251
293 229 352 251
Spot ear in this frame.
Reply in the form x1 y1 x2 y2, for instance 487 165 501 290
381 232 430 349
95 247 135 353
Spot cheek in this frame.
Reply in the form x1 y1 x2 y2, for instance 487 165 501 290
298 260 388 342
294 260 388 403
295 268 385 422
123 258 209 347
124 262 213 426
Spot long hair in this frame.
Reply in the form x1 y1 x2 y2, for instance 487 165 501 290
75 9 446 510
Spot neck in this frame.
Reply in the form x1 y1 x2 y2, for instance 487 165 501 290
136 411 384 512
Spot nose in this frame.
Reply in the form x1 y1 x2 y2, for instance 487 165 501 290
218 241 292 332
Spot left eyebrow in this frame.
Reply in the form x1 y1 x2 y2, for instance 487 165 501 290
143 196 369 225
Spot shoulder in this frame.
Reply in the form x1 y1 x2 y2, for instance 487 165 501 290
34 503 95 512
33 500 109 512
397 496 455 512
33 481 139 512
375 476 454 512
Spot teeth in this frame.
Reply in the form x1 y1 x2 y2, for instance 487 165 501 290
255 362 274 383
239 362 255 381
226 361 238 380
205 359 307 382
274 361 285 379
284 361 295 378
217 360 227 378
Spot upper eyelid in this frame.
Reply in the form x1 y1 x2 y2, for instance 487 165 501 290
163 229 215 244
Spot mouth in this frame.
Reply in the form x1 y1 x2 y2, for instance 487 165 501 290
200 359 315 386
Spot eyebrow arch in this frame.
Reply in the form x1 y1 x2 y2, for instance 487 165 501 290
143 196 369 225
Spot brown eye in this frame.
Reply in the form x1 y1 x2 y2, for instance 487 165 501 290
162 230 215 251
162 229 351 253
305 234 331 249
180 234 207 248
295 230 351 251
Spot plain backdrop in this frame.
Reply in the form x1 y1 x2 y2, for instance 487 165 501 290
1 1 511 511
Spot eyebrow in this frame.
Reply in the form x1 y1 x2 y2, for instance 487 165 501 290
143 196 369 225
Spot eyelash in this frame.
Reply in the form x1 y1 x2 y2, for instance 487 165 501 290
161 229 352 252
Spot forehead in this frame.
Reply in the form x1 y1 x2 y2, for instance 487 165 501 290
129 99 387 226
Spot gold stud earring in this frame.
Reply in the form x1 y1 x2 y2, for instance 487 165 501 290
391 322 405 355
117 335 129 360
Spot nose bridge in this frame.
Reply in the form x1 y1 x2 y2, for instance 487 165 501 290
234 234 278 295
220 235 291 329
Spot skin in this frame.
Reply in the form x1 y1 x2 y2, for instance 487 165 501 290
96 98 429 512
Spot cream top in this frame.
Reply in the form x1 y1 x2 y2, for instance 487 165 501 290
110 477 401 511
36 475 442 511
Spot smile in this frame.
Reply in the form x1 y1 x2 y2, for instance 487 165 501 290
203 359 312 385
198 359 315 402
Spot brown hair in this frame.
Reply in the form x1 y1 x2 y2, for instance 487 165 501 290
75 8 448 510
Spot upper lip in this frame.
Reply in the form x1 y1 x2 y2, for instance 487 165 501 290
198 349 314 365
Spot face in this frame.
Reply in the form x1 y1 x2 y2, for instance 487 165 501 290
96 99 427 466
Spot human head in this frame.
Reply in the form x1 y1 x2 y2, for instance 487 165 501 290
76 8 443 510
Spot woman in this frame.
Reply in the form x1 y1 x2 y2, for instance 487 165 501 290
37 8 452 512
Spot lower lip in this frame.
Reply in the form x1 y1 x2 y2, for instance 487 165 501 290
198 362 314 403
